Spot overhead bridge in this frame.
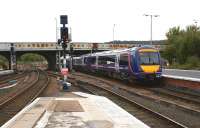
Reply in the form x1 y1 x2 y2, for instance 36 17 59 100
0 42 166 70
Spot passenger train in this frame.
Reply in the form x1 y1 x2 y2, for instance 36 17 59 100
73 46 162 81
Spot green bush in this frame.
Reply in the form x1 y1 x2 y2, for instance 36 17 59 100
168 56 200 70
185 56 200 69
163 25 200 70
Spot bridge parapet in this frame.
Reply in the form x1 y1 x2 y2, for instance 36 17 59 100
0 43 11 51
0 42 166 51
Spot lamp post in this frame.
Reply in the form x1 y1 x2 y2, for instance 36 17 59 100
55 17 61 71
144 14 159 45
113 24 116 44
55 18 58 41
193 19 198 27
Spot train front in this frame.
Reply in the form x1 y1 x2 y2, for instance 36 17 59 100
133 47 162 80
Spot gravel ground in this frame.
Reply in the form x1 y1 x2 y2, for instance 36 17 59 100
40 76 89 98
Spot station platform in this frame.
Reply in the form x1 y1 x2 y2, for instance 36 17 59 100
163 69 200 82
1 92 149 128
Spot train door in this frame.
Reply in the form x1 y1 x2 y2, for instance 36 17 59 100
115 54 119 73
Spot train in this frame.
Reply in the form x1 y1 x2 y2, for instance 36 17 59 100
73 46 162 81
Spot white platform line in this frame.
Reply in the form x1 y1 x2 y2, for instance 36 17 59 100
164 69 200 73
0 83 18 90
163 75 200 82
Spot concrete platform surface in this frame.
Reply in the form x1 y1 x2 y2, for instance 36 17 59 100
1 92 149 128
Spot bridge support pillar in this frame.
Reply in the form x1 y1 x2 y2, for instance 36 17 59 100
10 43 17 70
56 51 61 71
44 52 57 71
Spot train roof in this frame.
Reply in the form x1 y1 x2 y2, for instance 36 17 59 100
78 46 157 58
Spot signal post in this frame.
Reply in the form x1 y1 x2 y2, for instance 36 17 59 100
57 15 71 84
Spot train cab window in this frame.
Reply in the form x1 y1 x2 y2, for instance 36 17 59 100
139 52 159 65
119 54 128 67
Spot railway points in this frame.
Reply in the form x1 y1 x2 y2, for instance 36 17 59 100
0 71 28 89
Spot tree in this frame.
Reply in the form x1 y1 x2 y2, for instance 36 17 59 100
163 25 200 67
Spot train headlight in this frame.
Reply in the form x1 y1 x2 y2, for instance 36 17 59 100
156 74 161 77
138 66 143 72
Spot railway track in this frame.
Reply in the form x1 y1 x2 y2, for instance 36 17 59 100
0 71 28 87
70 72 200 128
0 69 49 126
0 73 16 82
0 70 38 103
73 72 200 106
76 80 185 128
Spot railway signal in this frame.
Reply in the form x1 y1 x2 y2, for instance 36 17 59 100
57 15 73 83
60 15 68 24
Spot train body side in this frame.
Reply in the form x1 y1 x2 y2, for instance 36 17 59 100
73 46 162 81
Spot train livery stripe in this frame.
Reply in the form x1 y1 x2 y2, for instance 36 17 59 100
140 65 160 73
128 53 134 73
139 49 158 52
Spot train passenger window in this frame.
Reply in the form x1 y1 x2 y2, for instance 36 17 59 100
74 58 82 65
84 57 95 65
98 55 115 67
106 55 115 66
98 56 107 65
87 57 96 65
119 54 128 66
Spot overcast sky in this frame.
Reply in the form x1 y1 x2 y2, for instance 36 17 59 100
0 0 199 42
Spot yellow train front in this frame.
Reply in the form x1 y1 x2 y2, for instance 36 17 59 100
130 46 162 81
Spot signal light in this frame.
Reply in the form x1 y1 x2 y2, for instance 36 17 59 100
60 27 68 41
70 43 73 53
62 42 67 48
57 39 62 45
60 15 68 24
10 47 14 51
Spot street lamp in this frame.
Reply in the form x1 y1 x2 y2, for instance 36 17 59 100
193 19 198 27
113 24 116 44
144 14 159 45
55 18 58 41
55 17 61 71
